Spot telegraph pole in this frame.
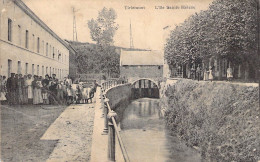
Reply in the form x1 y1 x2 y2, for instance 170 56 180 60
130 20 134 49
72 7 78 42
257 0 260 105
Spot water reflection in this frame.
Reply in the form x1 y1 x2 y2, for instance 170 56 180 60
119 98 201 162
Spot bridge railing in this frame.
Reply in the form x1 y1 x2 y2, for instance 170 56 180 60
100 87 130 162
101 79 128 91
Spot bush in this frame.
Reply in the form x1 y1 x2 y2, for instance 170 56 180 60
164 79 260 161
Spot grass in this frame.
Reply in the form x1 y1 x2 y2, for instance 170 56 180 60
163 79 260 161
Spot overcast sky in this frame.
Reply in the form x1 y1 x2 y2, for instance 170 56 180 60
23 0 213 50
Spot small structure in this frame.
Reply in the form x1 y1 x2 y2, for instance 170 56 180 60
120 49 164 83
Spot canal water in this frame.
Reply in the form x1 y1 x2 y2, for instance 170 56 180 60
119 98 201 162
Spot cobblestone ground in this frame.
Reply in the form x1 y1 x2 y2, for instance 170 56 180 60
0 103 95 162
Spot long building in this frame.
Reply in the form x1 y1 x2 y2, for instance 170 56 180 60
0 0 70 79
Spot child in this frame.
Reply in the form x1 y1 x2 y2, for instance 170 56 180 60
66 84 73 105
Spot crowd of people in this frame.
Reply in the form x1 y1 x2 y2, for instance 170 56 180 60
190 65 233 82
0 73 98 105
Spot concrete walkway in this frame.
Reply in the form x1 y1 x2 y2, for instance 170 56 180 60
41 103 95 162
90 87 109 162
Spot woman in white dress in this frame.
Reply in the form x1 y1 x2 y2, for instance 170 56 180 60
26 74 34 104
0 75 7 102
208 66 213 82
33 76 43 105
37 78 43 104
203 68 209 81
227 67 233 81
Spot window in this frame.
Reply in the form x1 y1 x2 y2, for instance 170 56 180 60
8 59 12 77
25 30 29 49
17 61 21 74
32 34 35 51
25 63 28 75
42 40 44 54
50 67 51 75
58 51 61 61
37 37 40 53
18 25 21 45
32 64 35 75
37 65 39 75
46 67 48 75
46 43 48 56
42 66 44 76
49 45 52 57
53 47 55 59
8 19 12 41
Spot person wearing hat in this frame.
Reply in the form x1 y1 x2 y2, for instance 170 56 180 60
42 74 50 104
23 75 28 104
6 73 17 105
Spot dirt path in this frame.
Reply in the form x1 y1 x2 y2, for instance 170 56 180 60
0 104 66 162
42 104 95 162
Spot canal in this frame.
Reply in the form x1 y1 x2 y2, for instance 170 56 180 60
119 98 201 162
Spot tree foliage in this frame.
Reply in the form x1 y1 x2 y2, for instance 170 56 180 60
88 7 118 47
74 43 120 77
165 0 258 68
75 7 120 77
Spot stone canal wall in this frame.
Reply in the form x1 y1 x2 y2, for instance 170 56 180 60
105 83 132 110
162 79 259 162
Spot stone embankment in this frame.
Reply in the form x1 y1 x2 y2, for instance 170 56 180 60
162 79 259 162
90 84 132 162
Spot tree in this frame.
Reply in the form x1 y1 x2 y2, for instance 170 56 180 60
165 0 258 80
76 8 120 77
88 7 118 47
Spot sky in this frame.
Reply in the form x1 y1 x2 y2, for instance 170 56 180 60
23 0 213 51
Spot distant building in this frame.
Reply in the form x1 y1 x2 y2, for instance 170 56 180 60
0 0 70 79
120 49 164 83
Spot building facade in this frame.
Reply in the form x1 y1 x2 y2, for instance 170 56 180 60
120 50 164 83
0 0 69 79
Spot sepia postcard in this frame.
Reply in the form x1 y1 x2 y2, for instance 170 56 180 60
0 0 259 161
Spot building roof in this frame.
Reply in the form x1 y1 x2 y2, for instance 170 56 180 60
15 0 70 50
120 50 163 66
64 40 78 54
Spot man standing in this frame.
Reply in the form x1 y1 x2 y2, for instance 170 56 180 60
42 74 50 104
6 73 16 105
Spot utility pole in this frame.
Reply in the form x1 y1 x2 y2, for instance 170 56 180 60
72 7 78 42
130 20 134 49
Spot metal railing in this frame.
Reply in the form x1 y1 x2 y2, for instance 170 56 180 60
101 79 128 91
100 86 130 162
